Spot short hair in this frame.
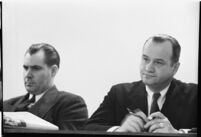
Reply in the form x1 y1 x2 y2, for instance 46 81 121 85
144 34 181 65
25 43 60 68
0 68 1 81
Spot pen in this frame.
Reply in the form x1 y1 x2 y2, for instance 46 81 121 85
127 108 147 132
127 108 135 114
127 108 141 114
126 108 146 123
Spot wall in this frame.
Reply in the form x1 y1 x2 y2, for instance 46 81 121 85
3 0 199 116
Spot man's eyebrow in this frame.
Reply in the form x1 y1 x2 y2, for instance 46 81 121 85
154 58 166 62
142 55 166 62
31 65 42 68
142 54 148 58
23 65 42 68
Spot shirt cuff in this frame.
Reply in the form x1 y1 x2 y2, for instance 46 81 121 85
178 129 190 134
107 126 120 132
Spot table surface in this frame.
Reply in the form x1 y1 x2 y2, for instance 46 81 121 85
3 128 197 137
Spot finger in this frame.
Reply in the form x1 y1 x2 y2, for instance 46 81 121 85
144 118 163 129
135 111 149 123
152 128 166 133
125 118 140 132
130 115 144 128
129 122 141 132
163 117 169 122
129 115 144 132
149 122 164 133
126 122 138 132
148 112 165 120
121 115 143 132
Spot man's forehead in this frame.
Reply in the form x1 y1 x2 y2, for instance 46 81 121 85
25 49 45 57
143 40 173 61
24 50 46 65
144 39 172 48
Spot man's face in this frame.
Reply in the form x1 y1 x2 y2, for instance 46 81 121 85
140 40 178 90
23 50 53 95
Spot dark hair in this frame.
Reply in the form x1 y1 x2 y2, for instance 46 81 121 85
25 43 60 68
0 68 1 81
144 34 181 65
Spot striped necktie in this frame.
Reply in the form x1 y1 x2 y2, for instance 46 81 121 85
150 93 161 114
16 94 35 111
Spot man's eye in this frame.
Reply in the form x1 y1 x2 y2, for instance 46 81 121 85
155 61 164 65
33 67 40 70
32 67 41 70
143 57 149 62
23 66 28 70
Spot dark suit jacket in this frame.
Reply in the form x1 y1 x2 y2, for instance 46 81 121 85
3 85 88 130
84 79 197 131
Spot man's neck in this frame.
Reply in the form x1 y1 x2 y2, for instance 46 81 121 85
31 85 55 103
147 80 172 93
32 84 54 96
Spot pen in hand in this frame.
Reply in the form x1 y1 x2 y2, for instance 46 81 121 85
126 108 148 123
127 108 148 132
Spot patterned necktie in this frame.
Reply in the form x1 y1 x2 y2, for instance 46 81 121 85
150 93 161 114
16 94 35 111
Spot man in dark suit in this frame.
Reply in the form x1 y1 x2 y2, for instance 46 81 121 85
3 43 88 130
84 34 197 133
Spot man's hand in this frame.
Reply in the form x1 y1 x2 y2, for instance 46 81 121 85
144 112 179 133
115 110 148 132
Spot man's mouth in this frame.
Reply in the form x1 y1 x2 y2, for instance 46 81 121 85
25 82 34 86
143 73 155 78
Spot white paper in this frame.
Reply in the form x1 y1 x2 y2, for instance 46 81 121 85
3 112 59 130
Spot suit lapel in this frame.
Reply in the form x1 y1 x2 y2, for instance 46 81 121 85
11 93 29 111
161 79 184 129
29 86 59 118
127 81 148 116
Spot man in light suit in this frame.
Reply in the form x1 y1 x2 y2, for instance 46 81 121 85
84 34 197 133
3 43 88 130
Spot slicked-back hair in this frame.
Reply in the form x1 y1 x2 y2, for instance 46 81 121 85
144 34 181 65
0 68 1 81
25 43 60 68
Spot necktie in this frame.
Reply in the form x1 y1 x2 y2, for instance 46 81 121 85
150 93 161 114
28 95 36 104
16 94 35 111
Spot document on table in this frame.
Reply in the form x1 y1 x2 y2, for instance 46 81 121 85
3 112 59 130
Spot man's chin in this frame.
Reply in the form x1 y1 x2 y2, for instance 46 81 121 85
25 87 36 94
142 79 156 86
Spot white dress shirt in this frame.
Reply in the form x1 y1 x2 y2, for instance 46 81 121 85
28 86 55 104
107 84 170 132
146 84 170 116
28 88 49 109
28 92 45 104
107 83 190 133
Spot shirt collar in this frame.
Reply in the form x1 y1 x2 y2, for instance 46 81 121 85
146 84 170 98
28 85 54 103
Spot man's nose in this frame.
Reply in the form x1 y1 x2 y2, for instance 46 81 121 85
145 62 155 72
25 69 33 78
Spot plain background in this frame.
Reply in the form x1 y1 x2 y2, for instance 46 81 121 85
2 0 199 117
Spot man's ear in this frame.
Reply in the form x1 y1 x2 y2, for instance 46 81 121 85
51 65 59 77
172 62 180 75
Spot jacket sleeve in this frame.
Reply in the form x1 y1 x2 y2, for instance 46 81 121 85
54 93 88 130
3 95 26 111
84 86 118 131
